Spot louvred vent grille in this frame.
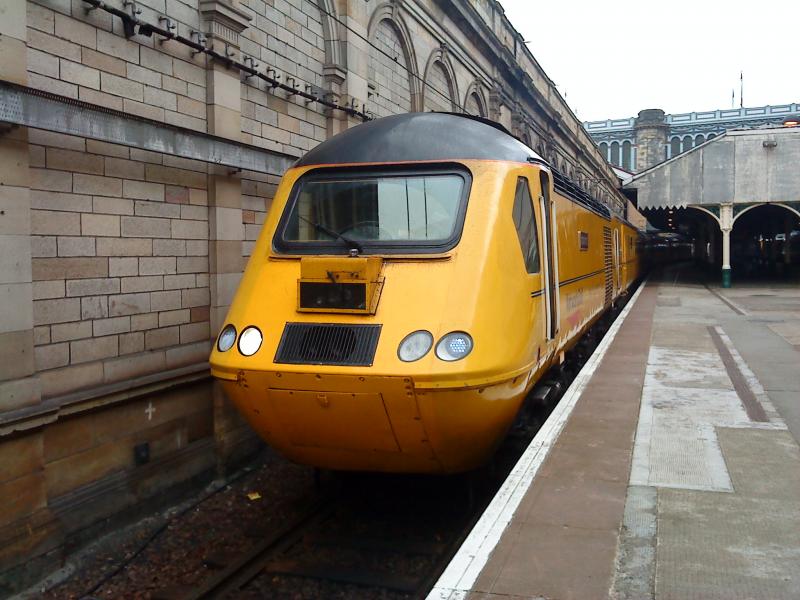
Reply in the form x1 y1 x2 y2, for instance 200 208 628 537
274 323 382 366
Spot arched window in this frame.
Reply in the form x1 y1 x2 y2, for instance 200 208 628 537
670 137 681 157
622 141 632 170
707 133 716 141
368 19 413 117
695 134 705 146
610 141 620 166
682 135 693 151
599 142 608 161
464 92 485 117
424 60 455 113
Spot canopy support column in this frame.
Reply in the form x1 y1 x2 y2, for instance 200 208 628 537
720 204 733 288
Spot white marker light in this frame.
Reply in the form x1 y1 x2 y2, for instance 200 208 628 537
398 330 433 362
435 331 473 361
217 324 237 352
238 326 263 356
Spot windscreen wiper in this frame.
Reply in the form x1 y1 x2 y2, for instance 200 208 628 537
298 215 363 254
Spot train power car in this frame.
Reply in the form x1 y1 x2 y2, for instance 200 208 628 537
209 113 641 474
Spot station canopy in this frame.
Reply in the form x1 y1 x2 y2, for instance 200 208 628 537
624 127 800 211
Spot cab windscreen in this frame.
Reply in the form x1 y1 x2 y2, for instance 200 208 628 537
274 168 470 254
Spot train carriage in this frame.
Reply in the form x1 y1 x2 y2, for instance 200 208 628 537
210 113 641 474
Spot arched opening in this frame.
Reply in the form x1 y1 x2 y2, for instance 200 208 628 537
682 135 694 152
707 133 717 141
464 90 486 117
732 204 800 280
642 204 800 284
610 141 620 166
423 61 454 112
368 16 416 117
670 137 681 158
694 134 705 146
642 206 720 270
622 140 632 170
599 142 608 161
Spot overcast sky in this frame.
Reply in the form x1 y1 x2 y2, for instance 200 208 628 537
499 0 799 122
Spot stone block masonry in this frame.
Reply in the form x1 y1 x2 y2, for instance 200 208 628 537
28 135 211 396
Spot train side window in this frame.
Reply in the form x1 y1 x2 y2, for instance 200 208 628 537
511 178 540 273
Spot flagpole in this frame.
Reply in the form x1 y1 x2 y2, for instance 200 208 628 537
740 71 744 108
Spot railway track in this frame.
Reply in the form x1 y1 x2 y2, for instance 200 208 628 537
175 476 482 600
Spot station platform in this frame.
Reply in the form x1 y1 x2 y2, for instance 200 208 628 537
431 266 800 599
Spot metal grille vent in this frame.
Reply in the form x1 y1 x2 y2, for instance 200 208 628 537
603 226 613 306
274 323 382 366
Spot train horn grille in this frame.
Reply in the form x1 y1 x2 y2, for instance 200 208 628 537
274 323 382 366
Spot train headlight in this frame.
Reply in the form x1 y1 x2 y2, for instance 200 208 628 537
217 324 237 352
397 330 433 362
238 326 263 356
435 332 473 361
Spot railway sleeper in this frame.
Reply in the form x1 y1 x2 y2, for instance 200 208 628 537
264 559 421 593
309 532 446 555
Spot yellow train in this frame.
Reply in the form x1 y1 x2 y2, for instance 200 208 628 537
210 113 641 474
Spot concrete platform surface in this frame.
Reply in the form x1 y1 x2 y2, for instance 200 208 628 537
430 266 800 599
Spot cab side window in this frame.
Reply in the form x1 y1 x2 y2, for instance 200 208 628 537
512 177 540 273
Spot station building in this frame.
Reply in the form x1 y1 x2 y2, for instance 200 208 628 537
584 103 800 173
624 126 800 287
585 107 800 286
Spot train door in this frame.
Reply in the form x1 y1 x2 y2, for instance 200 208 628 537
539 172 559 341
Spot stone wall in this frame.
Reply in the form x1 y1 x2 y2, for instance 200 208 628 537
29 129 211 397
0 0 627 588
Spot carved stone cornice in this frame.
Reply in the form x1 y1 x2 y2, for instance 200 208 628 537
199 0 252 48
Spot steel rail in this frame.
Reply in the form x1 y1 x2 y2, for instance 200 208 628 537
178 483 479 599
180 494 336 600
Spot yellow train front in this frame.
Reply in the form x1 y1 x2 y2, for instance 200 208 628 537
210 113 640 474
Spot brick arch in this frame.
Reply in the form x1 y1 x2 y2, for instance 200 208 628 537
421 47 459 112
367 4 421 114
463 81 487 117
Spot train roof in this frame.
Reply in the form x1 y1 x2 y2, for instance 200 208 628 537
295 112 544 167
